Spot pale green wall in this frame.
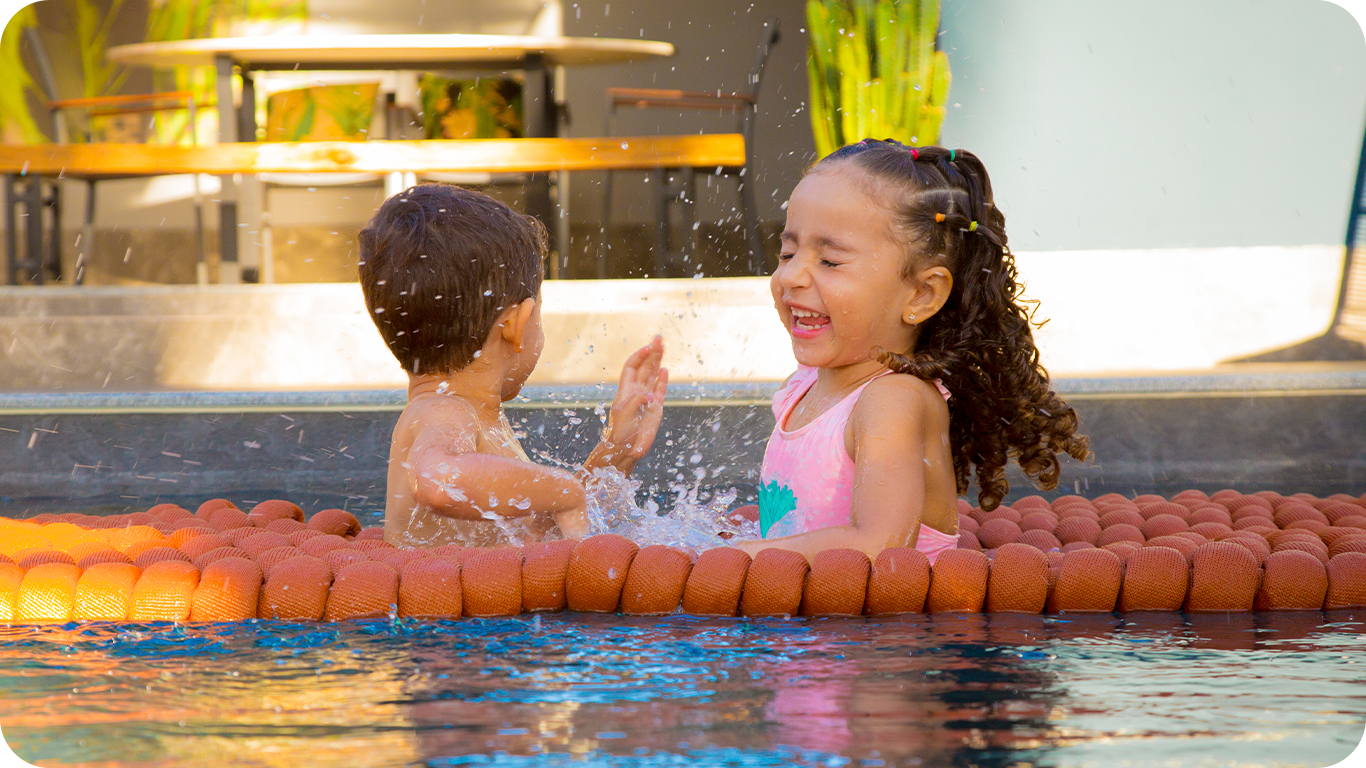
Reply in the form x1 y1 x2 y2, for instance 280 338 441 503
931 0 1366 250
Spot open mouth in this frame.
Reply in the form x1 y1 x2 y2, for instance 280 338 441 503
790 307 830 336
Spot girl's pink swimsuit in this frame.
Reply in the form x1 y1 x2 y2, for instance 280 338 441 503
758 365 959 563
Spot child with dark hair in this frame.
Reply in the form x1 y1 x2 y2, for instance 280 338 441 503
359 184 667 547
735 140 1089 563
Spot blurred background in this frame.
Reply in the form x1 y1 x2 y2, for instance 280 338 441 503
1 0 1364 504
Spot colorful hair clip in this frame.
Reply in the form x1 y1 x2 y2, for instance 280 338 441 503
935 213 946 223
910 148 920 159
949 150 957 161
968 221 978 231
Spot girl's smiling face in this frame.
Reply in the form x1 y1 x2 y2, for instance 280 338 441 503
772 166 927 371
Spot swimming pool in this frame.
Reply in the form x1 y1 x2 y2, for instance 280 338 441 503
1 370 1364 767
1 611 1362 767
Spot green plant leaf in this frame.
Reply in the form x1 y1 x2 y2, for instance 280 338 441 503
806 0 948 155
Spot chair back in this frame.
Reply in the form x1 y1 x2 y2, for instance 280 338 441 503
22 28 65 142
746 17 782 102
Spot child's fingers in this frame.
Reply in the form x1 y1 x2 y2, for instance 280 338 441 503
653 367 669 403
618 344 651 390
630 336 664 388
610 389 650 423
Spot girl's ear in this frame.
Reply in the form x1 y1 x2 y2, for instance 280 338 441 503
499 297 538 351
904 265 953 325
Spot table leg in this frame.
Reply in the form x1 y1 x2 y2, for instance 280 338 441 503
4 175 16 285
522 54 557 264
215 53 240 284
237 68 261 284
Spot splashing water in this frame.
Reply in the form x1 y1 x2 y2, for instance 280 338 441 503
582 467 756 550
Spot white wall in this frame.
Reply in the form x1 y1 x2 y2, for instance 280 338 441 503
938 0 1366 252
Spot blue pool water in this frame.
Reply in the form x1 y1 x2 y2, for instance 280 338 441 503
1 612 1363 767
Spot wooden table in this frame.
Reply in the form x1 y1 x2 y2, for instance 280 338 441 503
105 34 675 281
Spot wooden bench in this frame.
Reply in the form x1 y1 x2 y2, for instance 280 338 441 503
0 134 745 177
1 134 746 285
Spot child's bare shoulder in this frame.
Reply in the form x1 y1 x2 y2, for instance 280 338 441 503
853 374 948 426
396 393 483 443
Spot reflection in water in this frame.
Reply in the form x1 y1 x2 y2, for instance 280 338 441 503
0 612 1362 767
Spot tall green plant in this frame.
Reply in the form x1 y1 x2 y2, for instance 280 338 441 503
806 0 951 158
75 0 128 99
145 0 307 143
0 7 46 143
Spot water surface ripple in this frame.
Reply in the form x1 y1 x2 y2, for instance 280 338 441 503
1 612 1362 767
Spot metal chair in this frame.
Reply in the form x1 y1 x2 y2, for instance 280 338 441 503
7 27 210 285
1233 120 1366 362
601 16 779 278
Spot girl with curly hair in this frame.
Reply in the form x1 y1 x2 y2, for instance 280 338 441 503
734 139 1090 563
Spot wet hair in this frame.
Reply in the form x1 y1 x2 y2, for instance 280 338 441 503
812 139 1090 510
358 184 546 375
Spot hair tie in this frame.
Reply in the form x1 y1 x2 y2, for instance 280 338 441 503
968 220 978 231
910 148 920 159
949 150 957 161
934 213 946 223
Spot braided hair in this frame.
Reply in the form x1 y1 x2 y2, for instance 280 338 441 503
813 139 1090 510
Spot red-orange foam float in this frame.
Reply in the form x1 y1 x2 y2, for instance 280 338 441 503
799 548 870 617
985 543 1048 614
566 534 638 613
681 547 750 616
4 490 1366 623
620 545 694 616
926 549 988 613
522 539 575 612
324 561 399 621
738 548 808 617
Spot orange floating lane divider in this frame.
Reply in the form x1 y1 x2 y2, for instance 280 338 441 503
1048 549 1122 613
985 543 1049 614
461 547 524 617
258 557 332 620
566 534 639 614
249 499 305 526
308 509 362 538
800 548 870 617
681 547 750 617
522 540 575 613
1255 550 1327 611
3 491 1366 623
1186 542 1260 613
1117 546 1188 612
740 549 809 618
191 557 264 621
0 562 25 622
18 563 82 623
620 545 693 616
925 549 989 613
324 561 399 621
864 547 930 616
398 558 463 619
1325 552 1366 609
74 563 141 621
130 561 200 621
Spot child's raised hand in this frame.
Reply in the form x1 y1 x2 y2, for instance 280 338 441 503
586 335 668 476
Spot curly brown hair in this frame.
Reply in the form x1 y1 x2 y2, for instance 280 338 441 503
813 140 1090 510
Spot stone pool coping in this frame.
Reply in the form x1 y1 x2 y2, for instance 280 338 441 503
2 365 1365 414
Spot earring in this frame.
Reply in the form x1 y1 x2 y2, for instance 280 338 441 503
906 312 917 323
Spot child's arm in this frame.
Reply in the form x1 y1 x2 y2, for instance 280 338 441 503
408 404 588 536
582 335 669 477
733 378 935 561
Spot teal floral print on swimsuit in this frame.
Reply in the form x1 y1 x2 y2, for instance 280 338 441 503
758 479 797 537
